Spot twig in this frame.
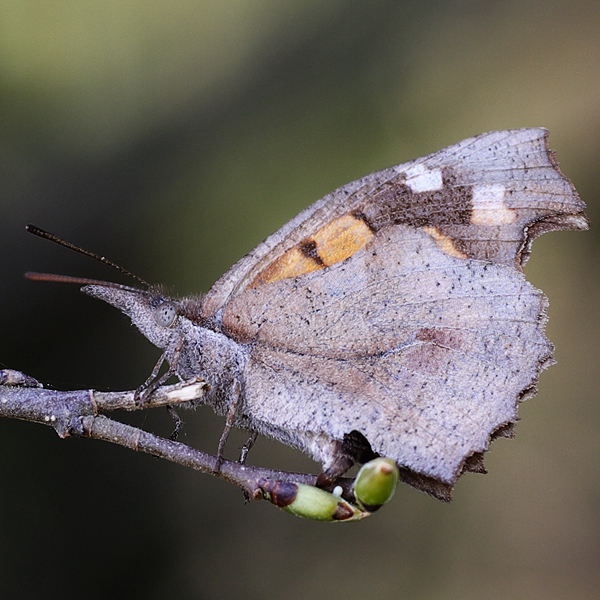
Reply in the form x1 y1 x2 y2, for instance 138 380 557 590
0 369 352 501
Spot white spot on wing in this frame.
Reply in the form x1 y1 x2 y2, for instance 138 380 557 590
471 184 516 225
404 164 443 193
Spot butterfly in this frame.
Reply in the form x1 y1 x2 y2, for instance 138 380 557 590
28 128 588 500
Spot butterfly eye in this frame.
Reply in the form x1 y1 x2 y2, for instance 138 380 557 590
154 301 178 328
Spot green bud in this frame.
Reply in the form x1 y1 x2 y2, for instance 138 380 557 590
283 484 368 521
353 457 400 511
259 478 368 521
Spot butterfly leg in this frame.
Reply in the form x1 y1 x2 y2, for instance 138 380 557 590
239 431 258 464
214 380 242 472
134 337 184 404
315 452 355 488
166 405 184 441
316 430 379 488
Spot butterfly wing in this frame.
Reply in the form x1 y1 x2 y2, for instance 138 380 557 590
223 226 551 496
202 129 587 497
202 128 586 321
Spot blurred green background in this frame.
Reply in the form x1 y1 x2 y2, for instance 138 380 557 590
1 1 599 598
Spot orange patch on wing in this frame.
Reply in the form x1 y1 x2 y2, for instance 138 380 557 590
312 214 373 265
252 247 323 285
422 226 468 259
251 214 373 287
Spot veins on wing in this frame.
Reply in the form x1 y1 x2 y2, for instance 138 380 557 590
295 284 543 334
253 305 548 369
252 342 493 439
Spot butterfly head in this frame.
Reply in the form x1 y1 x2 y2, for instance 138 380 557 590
82 283 181 350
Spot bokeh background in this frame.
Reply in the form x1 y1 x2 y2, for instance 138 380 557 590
1 1 599 598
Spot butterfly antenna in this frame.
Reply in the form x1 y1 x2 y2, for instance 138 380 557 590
25 224 151 288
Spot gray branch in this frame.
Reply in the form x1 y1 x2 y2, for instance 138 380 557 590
0 369 351 501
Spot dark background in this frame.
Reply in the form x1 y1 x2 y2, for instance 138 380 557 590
1 1 599 598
